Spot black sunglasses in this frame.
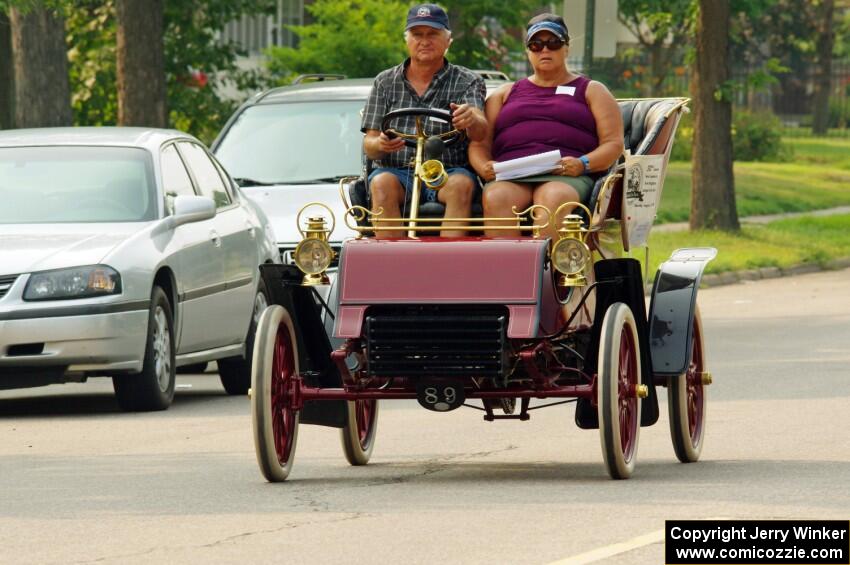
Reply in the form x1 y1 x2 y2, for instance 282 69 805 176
527 38 566 52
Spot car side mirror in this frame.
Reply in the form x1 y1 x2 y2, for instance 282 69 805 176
171 195 216 227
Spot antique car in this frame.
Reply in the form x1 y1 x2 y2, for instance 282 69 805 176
0 128 279 410
248 98 715 481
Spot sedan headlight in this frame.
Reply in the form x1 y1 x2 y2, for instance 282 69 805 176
294 239 333 276
551 238 590 276
24 265 122 301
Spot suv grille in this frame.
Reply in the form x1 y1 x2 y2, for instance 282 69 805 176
0 274 18 299
365 306 508 378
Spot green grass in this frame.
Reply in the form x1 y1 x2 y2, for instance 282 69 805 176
658 137 850 223
641 213 850 276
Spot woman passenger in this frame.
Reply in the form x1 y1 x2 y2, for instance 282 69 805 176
469 14 624 238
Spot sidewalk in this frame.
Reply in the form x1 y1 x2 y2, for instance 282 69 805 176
653 205 850 232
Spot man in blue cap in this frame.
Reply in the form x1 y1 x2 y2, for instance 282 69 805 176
361 3 487 238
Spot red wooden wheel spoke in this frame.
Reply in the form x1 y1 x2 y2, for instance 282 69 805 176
618 327 638 458
271 325 296 464
684 319 704 443
355 400 374 445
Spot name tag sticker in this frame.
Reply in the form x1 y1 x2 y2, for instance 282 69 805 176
556 85 576 96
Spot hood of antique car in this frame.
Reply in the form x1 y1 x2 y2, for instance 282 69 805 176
337 237 549 304
0 224 144 275
240 183 357 246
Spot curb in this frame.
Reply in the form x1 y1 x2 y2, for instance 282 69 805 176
642 257 850 294
699 257 850 289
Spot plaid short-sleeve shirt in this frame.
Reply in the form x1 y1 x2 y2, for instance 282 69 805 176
361 58 486 169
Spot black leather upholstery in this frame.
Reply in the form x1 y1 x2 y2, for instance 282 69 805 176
620 99 672 155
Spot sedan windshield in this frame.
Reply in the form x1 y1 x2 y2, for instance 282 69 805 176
0 146 156 224
215 100 364 185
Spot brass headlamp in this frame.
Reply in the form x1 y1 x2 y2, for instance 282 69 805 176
551 203 592 288
294 203 336 286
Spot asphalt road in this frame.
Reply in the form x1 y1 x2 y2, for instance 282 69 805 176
1 269 848 565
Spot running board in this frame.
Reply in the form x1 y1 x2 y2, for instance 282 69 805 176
176 344 244 366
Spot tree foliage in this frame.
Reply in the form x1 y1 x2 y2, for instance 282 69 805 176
163 0 274 141
61 0 273 142
617 0 694 95
440 0 538 72
266 0 407 82
66 0 116 125
266 0 539 82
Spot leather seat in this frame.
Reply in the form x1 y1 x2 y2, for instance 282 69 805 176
587 98 686 215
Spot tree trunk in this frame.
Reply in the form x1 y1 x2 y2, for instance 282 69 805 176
647 42 668 97
0 11 13 129
811 0 834 136
116 0 166 127
690 0 739 232
9 6 72 128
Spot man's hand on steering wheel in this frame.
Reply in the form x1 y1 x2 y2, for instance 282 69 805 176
378 132 405 154
449 102 480 131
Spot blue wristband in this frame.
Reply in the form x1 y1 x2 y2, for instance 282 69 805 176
579 155 590 174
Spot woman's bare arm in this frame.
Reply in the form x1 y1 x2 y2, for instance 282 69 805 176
584 81 625 172
468 82 511 181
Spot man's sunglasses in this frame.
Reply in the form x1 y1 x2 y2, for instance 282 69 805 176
527 38 566 52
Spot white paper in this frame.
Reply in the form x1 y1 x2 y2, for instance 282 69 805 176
622 154 665 248
493 150 561 181
556 85 576 96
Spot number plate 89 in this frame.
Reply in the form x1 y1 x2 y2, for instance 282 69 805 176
416 380 465 412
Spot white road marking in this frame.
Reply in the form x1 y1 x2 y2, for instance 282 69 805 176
549 518 735 564
546 529 664 564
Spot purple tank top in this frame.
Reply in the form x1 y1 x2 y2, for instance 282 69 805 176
492 76 598 162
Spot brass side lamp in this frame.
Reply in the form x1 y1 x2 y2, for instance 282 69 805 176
551 213 591 287
294 203 336 286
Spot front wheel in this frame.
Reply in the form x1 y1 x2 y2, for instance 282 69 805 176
668 305 707 462
340 399 379 465
597 302 642 479
251 305 300 482
113 286 175 411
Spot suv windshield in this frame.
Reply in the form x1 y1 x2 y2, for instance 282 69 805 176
215 100 364 185
0 146 156 224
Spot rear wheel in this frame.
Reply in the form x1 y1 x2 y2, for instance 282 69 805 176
251 305 300 482
220 278 269 395
668 306 707 462
341 399 379 465
113 286 175 411
597 302 642 479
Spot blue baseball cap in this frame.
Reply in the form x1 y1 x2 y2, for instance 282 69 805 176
405 3 450 32
526 14 569 42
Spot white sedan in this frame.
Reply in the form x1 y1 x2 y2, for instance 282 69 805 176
0 128 279 411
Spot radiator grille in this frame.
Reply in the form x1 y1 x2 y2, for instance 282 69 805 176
365 306 508 378
0 274 18 299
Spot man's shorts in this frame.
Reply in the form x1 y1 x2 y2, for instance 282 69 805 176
368 166 478 203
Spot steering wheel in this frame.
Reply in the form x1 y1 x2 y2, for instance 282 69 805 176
380 107 464 148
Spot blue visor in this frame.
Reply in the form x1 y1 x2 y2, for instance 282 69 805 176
526 21 566 42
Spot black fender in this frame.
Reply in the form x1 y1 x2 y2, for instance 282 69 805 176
259 264 347 428
647 248 717 378
575 258 659 429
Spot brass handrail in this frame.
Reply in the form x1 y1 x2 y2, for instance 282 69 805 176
344 203 553 237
